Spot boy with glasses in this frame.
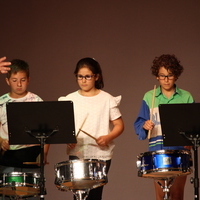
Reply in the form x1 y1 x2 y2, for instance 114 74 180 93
134 54 194 200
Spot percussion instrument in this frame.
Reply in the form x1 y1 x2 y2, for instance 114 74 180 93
137 150 192 178
55 159 107 191
0 172 40 197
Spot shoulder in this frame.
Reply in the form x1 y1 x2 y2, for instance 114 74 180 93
143 89 154 100
0 93 9 104
26 92 43 101
58 91 78 101
99 90 122 105
176 87 193 98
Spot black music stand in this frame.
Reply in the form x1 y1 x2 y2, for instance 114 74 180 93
159 103 200 200
6 101 77 200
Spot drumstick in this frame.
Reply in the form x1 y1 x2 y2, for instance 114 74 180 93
23 162 40 166
148 85 156 139
80 129 109 148
76 113 89 137
79 129 97 141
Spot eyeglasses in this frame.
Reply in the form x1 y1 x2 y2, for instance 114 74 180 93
76 74 95 80
158 74 174 80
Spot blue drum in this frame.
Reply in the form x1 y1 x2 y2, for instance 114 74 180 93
137 150 192 178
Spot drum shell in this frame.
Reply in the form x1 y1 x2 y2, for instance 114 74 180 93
137 150 192 178
55 159 107 190
0 172 40 197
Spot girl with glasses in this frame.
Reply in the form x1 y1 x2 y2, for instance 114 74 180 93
58 57 124 200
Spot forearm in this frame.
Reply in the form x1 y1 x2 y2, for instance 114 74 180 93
107 117 124 142
0 137 3 148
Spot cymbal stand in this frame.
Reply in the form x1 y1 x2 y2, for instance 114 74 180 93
155 178 174 200
72 189 90 200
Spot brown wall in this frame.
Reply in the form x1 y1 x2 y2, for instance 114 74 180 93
1 1 200 199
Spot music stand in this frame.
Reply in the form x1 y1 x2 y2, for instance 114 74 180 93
6 101 77 200
159 103 200 200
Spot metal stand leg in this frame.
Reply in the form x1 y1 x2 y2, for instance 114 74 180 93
72 189 90 200
155 178 174 200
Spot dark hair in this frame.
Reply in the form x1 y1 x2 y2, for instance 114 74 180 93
74 57 104 89
6 59 29 79
151 54 184 78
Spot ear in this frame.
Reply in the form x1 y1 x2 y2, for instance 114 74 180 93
95 74 99 81
5 78 10 86
156 77 159 80
27 77 30 83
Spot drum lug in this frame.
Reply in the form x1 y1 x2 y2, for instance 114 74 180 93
138 171 143 177
190 177 194 184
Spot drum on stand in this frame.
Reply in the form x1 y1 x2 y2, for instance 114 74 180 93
55 159 107 200
136 150 192 200
137 150 192 179
0 172 40 197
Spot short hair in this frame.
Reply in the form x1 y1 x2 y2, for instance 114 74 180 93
6 59 29 79
151 54 184 78
74 57 104 89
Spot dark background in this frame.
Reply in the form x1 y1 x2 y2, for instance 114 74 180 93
1 1 200 199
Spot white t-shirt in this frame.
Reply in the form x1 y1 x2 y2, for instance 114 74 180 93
58 90 122 160
0 92 42 150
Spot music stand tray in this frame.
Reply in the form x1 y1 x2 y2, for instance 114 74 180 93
159 103 200 200
6 101 77 145
158 103 200 146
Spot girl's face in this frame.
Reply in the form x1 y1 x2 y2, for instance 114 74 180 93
76 67 98 93
6 71 29 98
156 66 176 92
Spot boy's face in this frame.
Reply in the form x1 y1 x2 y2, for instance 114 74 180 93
156 66 176 92
6 71 30 98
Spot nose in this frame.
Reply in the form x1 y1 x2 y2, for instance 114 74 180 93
17 80 22 86
82 78 87 82
164 77 170 81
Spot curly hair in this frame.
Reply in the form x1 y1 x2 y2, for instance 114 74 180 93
151 54 184 78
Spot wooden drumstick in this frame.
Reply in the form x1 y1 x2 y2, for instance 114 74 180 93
148 85 156 139
67 114 88 154
79 129 97 141
23 162 40 166
80 129 109 148
76 113 89 137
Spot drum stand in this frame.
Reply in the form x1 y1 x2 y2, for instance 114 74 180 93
72 189 90 200
155 177 174 200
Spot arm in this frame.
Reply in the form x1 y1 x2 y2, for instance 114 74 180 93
44 144 50 164
0 138 9 151
0 57 11 74
134 100 153 140
96 117 124 147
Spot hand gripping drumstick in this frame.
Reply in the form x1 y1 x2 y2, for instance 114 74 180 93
147 85 156 139
80 129 109 147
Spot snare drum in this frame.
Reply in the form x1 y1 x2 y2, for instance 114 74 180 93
0 172 40 197
55 159 107 191
137 150 192 178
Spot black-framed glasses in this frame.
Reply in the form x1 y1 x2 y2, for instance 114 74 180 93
158 74 174 80
76 74 95 80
